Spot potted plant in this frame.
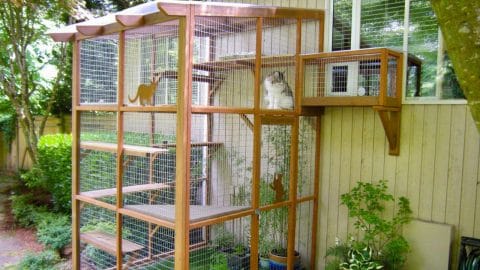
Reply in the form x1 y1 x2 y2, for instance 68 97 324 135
326 180 412 270
212 227 251 270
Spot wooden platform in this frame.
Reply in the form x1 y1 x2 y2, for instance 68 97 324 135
80 141 168 157
124 204 250 223
80 183 171 199
81 231 143 255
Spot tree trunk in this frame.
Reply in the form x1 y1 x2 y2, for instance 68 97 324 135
430 0 480 131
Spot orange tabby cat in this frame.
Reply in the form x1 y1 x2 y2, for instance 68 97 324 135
128 76 160 106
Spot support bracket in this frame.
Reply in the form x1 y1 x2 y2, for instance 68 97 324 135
373 106 401 156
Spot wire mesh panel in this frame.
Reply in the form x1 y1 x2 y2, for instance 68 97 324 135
193 16 257 108
124 21 180 107
260 124 291 207
122 113 178 221
80 35 119 105
262 19 297 110
259 206 296 270
387 56 398 97
122 216 175 269
295 201 314 270
303 52 383 98
207 113 253 211
301 19 321 54
79 111 117 205
202 217 252 270
298 117 316 198
80 204 118 270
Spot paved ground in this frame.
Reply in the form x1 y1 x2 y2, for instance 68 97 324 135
0 173 44 269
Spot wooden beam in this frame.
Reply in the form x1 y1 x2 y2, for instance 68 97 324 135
72 40 81 270
174 11 193 270
373 106 401 156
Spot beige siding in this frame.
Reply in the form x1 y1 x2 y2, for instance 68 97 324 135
317 104 480 269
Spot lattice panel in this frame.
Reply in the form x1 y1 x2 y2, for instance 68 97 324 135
296 201 314 270
80 35 119 104
260 124 291 207
303 53 384 98
80 204 117 270
298 117 317 198
193 16 257 108
207 113 254 208
124 21 180 106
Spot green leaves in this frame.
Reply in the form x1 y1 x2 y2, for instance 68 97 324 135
327 180 412 270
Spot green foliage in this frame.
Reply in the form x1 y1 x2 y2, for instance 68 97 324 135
339 245 383 270
327 180 412 270
18 250 61 270
209 252 229 270
22 134 72 213
10 194 48 227
212 227 235 250
36 213 71 251
0 97 16 146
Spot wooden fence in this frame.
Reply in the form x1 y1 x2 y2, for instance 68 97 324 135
0 115 71 172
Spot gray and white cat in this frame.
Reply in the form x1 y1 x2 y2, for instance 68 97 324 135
263 71 294 109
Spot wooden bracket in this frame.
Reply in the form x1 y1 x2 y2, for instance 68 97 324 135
373 106 401 156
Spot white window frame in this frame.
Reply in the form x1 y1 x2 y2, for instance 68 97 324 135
326 0 467 105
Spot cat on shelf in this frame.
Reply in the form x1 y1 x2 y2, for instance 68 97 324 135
263 71 294 109
128 76 160 106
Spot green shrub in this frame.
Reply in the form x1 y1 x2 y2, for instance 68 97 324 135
36 212 71 251
22 134 72 213
18 250 60 270
10 194 48 227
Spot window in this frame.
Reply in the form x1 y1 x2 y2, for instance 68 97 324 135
329 0 465 101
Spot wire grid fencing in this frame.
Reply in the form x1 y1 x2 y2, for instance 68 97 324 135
295 201 314 269
387 56 398 97
208 113 254 208
80 204 118 269
197 217 252 270
193 16 257 108
124 21 180 106
303 52 384 98
80 35 119 105
262 18 297 110
260 124 291 207
79 111 117 204
259 206 291 267
297 117 316 198
122 216 175 269
301 19 321 55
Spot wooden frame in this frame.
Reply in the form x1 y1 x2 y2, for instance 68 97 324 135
45 1 414 269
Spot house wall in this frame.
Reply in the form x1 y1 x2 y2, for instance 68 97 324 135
317 104 480 269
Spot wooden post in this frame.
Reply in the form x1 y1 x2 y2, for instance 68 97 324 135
250 17 263 270
175 11 193 270
379 49 388 106
71 40 81 270
287 117 299 270
116 30 125 270
310 116 322 269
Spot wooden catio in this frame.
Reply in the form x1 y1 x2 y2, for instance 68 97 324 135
48 1 402 269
